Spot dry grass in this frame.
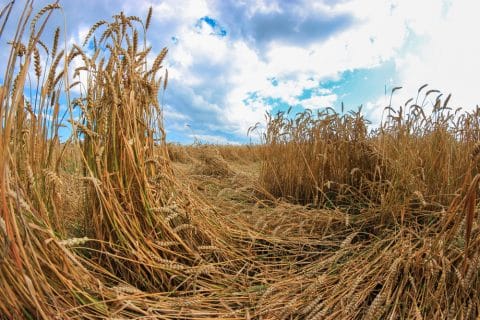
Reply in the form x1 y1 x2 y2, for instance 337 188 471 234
167 142 194 163
1 2 479 319
190 145 235 177
259 101 480 211
254 90 480 318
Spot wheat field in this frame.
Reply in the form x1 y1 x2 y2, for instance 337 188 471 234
1 2 479 319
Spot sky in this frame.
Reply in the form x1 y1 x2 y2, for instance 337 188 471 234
2 0 480 144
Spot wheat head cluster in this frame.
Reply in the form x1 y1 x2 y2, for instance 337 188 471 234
0 1 480 319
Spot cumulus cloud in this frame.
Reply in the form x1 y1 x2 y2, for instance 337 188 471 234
188 134 240 145
1 0 478 143
300 93 338 110
393 0 480 111
161 0 427 140
211 0 355 51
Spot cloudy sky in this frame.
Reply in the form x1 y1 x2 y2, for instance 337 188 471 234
5 0 480 144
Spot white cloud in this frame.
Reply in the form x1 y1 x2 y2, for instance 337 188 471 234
364 95 390 126
301 94 338 110
4 0 475 144
161 0 419 140
163 105 190 121
188 134 240 145
394 0 480 110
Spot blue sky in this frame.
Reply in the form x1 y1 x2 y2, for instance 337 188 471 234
2 0 480 144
